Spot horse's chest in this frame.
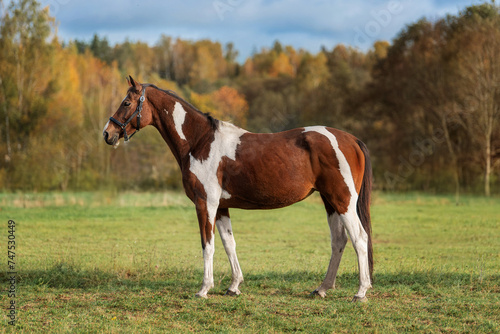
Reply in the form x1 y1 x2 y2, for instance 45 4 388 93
185 124 247 201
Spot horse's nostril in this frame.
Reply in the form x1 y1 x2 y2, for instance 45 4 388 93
104 131 109 141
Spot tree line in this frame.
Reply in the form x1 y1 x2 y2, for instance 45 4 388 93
0 0 498 196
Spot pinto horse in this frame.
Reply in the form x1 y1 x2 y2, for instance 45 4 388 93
103 76 373 302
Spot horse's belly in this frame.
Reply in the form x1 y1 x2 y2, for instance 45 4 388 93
219 160 315 209
220 188 315 209
217 130 317 209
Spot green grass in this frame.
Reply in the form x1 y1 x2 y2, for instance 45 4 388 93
1 192 499 333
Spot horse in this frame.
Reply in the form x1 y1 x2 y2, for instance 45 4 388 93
103 76 373 302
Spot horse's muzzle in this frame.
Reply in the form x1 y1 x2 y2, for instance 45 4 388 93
103 130 119 146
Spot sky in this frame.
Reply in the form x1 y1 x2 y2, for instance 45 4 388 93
39 0 482 62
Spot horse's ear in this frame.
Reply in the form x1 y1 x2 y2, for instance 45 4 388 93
128 75 141 92
127 76 132 87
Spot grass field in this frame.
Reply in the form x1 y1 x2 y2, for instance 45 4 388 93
1 191 499 333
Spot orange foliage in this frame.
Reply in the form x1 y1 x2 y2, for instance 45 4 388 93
190 86 248 126
211 86 249 126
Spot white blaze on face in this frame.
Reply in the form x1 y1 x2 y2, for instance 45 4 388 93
189 122 247 221
102 120 110 136
172 102 187 140
303 126 358 211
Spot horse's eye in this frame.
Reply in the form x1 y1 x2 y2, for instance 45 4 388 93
124 101 131 107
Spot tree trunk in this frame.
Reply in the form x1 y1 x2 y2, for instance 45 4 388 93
485 130 491 197
442 113 461 204
5 114 11 162
0 77 11 163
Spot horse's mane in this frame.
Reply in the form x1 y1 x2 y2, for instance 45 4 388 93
143 84 220 130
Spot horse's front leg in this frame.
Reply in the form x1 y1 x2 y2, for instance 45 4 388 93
216 208 244 296
194 197 218 298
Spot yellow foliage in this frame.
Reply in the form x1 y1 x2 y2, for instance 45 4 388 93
189 45 218 87
190 91 217 115
44 46 84 132
270 52 295 77
299 52 329 91
190 86 248 126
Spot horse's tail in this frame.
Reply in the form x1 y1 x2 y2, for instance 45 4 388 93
356 139 373 283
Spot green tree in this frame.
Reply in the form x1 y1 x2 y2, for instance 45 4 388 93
89 34 113 64
224 42 239 77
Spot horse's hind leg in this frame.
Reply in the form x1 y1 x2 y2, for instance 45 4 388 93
311 195 348 298
316 192 371 302
339 203 372 302
216 208 244 296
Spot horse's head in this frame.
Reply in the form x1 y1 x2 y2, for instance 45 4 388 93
103 76 153 146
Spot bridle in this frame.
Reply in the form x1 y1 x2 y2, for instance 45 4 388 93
109 88 146 141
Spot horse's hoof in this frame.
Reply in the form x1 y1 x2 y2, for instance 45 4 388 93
224 289 241 297
310 290 326 298
195 293 208 299
351 296 368 303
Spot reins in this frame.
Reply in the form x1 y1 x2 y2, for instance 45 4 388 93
109 88 146 141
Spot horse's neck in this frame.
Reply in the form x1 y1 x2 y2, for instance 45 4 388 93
152 96 214 168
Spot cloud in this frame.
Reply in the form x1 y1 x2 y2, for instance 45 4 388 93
40 0 481 61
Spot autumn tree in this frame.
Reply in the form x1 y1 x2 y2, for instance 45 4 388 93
366 3 500 195
224 42 239 78
367 19 467 192
449 3 500 196
172 38 195 86
211 86 248 126
189 41 221 91
0 0 497 194
302 45 370 131
190 86 248 126
0 0 54 167
155 35 174 80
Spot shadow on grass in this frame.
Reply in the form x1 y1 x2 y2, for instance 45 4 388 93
243 271 499 286
5 262 499 293
6 262 198 290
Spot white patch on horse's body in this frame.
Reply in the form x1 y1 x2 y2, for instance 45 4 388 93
172 102 187 140
190 123 246 298
303 126 371 299
189 122 247 222
303 126 357 211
